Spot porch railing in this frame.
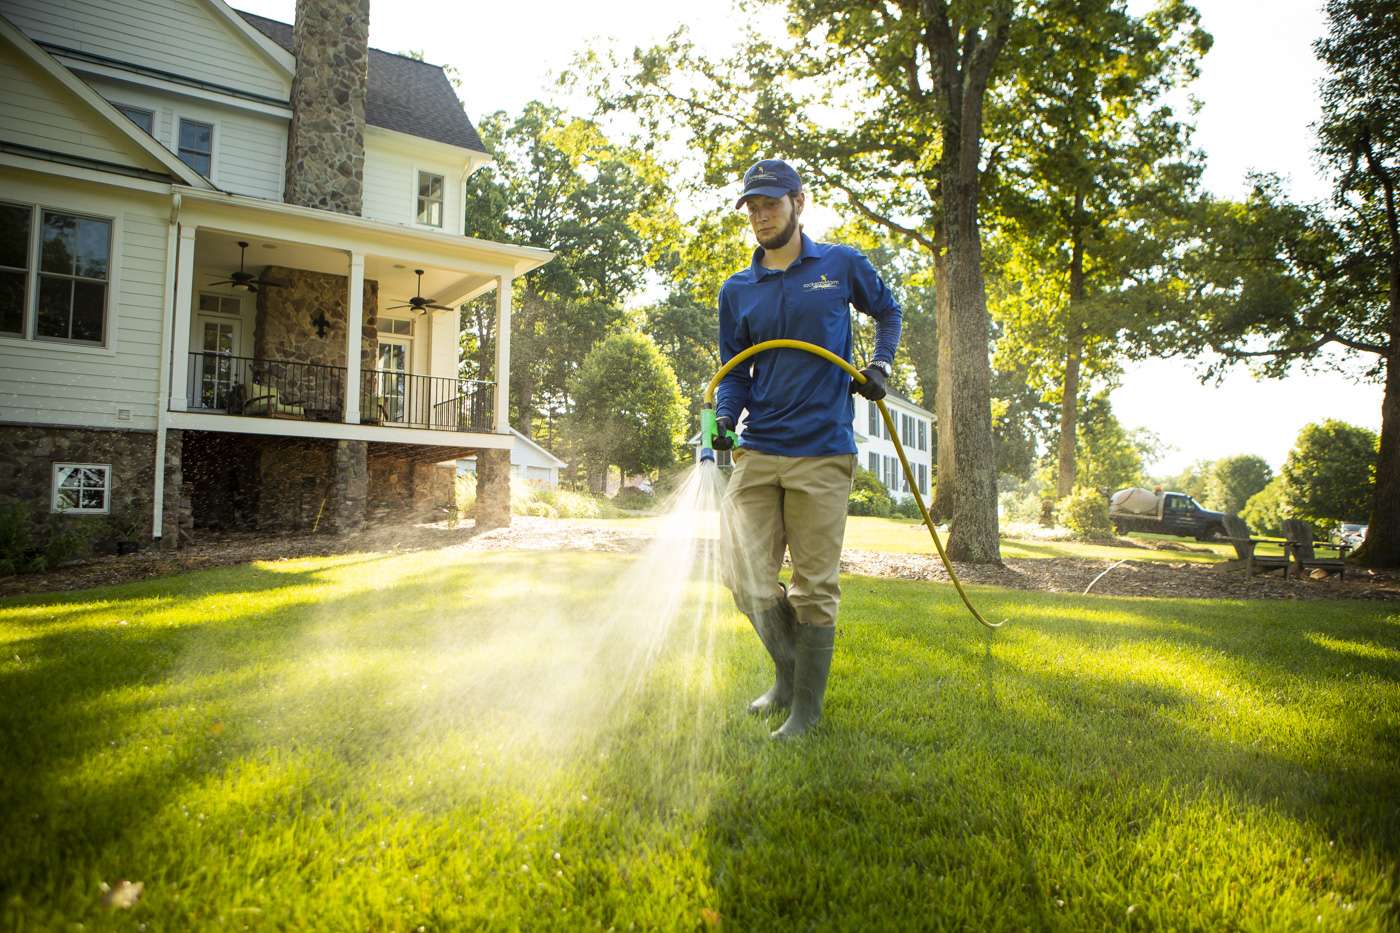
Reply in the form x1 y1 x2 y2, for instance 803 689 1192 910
187 352 346 421
360 369 494 432
186 352 495 432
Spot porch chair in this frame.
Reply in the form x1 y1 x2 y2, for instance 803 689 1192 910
1281 518 1350 580
1222 514 1292 578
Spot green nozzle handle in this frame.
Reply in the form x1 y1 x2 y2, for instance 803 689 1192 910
700 405 739 452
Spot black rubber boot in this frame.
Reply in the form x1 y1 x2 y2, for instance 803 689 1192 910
772 624 835 740
746 595 797 715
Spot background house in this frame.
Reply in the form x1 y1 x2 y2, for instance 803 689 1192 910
0 0 550 547
458 429 567 489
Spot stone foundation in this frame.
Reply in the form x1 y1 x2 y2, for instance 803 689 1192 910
327 440 368 533
475 447 511 530
0 424 180 550
367 453 454 522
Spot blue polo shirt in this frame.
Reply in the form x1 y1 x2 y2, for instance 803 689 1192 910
717 234 903 457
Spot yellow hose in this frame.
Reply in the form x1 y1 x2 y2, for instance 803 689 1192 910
705 338 1004 630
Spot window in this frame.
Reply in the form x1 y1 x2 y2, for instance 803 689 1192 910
381 318 413 336
868 452 878 474
417 171 444 226
0 201 29 336
198 293 240 315
37 210 111 344
178 118 213 176
917 419 927 452
867 400 878 436
52 463 111 514
918 463 928 495
115 104 154 135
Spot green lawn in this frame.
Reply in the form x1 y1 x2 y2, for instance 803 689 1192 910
2 548 1397 929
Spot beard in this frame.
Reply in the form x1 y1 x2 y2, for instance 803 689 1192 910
757 209 800 251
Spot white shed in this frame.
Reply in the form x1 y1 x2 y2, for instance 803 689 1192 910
459 429 567 487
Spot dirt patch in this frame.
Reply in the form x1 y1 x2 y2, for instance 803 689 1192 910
2 516 1397 602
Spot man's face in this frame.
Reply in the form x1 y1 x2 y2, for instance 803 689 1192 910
745 192 803 250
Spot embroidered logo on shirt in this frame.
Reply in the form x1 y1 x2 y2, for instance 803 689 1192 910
802 274 842 291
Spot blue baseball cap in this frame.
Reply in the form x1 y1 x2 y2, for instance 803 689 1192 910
735 159 803 208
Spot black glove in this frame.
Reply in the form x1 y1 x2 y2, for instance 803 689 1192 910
712 415 736 450
850 364 888 401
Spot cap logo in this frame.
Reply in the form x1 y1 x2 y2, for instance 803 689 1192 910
747 169 779 183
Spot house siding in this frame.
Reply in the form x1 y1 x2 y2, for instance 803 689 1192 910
84 77 288 199
0 46 166 171
0 171 170 432
0 0 291 99
363 138 461 231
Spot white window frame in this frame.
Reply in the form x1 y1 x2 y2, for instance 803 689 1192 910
113 102 155 135
52 462 112 515
176 115 217 181
415 169 445 228
0 199 30 339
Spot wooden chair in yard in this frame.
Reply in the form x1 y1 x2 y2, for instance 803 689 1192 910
1282 518 1351 580
1222 514 1292 578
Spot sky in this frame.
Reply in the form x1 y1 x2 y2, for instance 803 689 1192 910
236 0 1384 474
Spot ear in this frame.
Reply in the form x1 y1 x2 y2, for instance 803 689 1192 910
793 191 806 216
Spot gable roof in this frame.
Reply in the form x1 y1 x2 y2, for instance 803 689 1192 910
0 14 215 189
236 10 487 153
511 429 567 468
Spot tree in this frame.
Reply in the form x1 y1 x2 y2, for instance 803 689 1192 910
1160 0 1399 565
1280 420 1377 533
1155 459 1212 502
990 0 1209 500
462 102 666 438
589 0 1017 562
1074 393 1156 493
1241 476 1288 537
567 332 687 490
1205 454 1272 515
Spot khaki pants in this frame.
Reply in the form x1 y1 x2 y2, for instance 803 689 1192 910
720 449 856 628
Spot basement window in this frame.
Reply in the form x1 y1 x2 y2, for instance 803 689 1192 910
178 118 213 176
417 171 444 226
52 463 111 514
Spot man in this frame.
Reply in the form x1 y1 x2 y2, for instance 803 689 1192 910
713 158 902 739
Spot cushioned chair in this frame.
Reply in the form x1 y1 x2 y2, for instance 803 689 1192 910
240 381 305 419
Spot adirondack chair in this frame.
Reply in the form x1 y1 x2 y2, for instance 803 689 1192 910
1222 514 1292 577
1282 519 1350 580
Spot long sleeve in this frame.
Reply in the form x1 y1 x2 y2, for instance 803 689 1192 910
849 250 902 365
715 285 751 424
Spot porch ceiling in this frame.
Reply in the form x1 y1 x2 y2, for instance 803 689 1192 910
195 229 496 308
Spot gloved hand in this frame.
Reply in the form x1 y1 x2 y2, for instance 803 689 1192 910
712 415 736 450
850 364 888 401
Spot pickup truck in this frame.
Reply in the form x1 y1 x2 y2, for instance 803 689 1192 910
1109 488 1228 541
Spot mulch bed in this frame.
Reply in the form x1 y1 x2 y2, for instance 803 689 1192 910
3 516 1397 602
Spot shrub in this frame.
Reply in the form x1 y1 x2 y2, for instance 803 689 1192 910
0 502 93 574
612 488 657 512
0 501 33 576
1241 476 1289 537
892 495 925 520
527 487 621 519
1057 487 1114 541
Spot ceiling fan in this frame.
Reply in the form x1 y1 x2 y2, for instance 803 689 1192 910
206 241 288 292
386 269 452 314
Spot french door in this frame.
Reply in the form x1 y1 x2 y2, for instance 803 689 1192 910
377 337 410 424
193 314 240 410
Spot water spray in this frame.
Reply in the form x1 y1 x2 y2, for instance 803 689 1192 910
702 338 1004 631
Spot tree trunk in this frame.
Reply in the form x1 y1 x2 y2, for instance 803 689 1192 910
932 243 955 522
514 374 535 438
1056 213 1087 499
1354 139 1400 567
943 179 1001 564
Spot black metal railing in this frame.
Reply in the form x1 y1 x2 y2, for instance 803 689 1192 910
186 353 494 432
187 352 346 421
360 369 494 431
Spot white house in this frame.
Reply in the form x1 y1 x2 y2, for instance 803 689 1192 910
691 390 935 501
0 0 552 544
458 429 567 488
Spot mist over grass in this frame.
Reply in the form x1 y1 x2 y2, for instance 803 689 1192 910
2 516 1397 928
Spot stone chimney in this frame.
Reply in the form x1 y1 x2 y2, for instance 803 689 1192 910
284 0 370 215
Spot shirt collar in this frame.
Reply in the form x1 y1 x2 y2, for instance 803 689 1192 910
749 232 820 278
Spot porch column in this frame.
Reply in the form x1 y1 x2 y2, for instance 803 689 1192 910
169 224 197 411
493 273 512 433
345 251 365 423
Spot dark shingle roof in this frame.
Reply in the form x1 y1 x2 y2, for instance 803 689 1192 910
237 10 485 153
